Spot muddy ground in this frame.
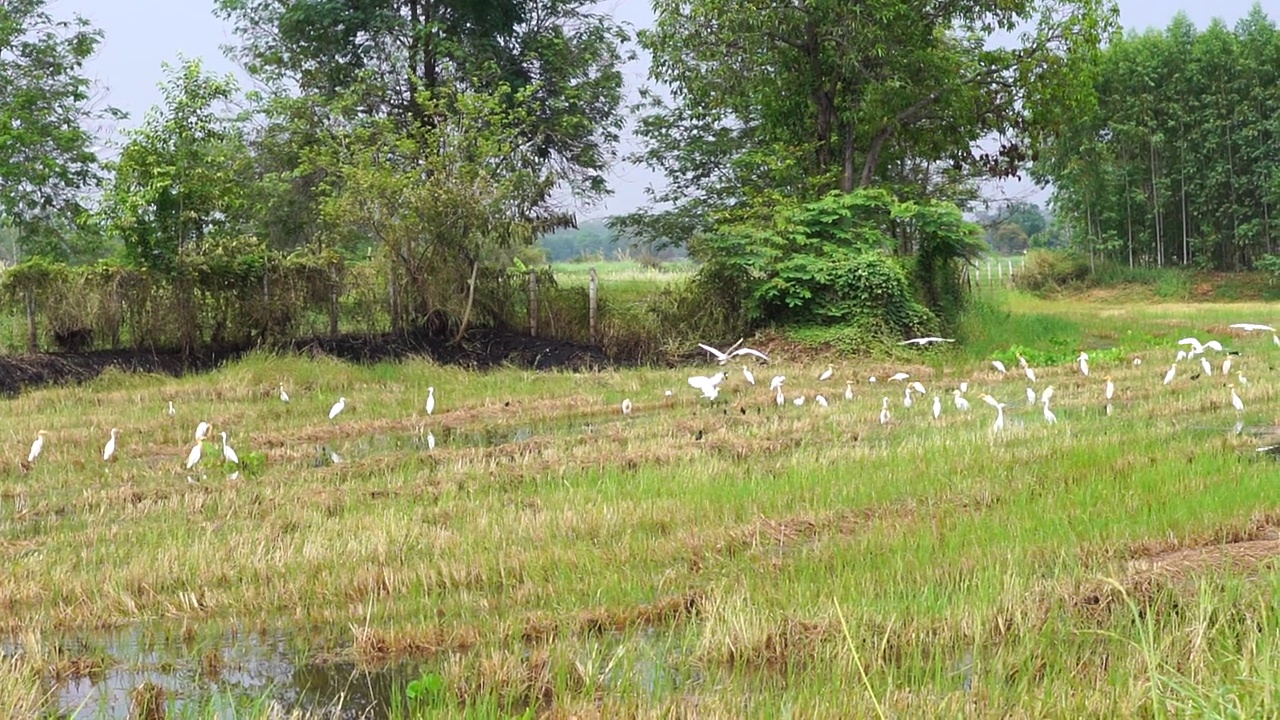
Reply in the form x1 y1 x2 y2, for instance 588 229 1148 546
0 327 619 396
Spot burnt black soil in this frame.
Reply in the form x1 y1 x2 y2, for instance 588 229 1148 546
0 327 618 396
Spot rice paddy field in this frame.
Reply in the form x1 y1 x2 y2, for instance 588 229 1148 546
2 287 1279 718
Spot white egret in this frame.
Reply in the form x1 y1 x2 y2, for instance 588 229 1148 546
1104 376 1115 402
426 386 436 415
1221 357 1232 376
103 428 120 462
1025 365 1037 383
775 387 785 406
899 336 955 345
1229 323 1275 332
1041 386 1056 405
221 432 239 465
952 390 970 411
815 394 828 407
879 398 890 425
910 381 926 395
959 381 969 393
1133 357 1143 366
195 421 211 441
703 385 721 401
903 388 913 408
167 401 176 417
793 395 805 406
279 384 290 403
818 365 834 381
1176 350 1188 362
868 376 878 383
742 367 755 385
1026 387 1036 406
979 394 1006 433
1238 371 1249 386
1042 399 1057 424
1179 337 1223 356
932 395 941 420
1231 386 1244 413
688 372 725 399
844 381 853 401
184 441 203 470
769 375 786 391
1106 403 1113 417
329 397 346 420
621 398 633 415
27 430 47 464
427 431 436 450
1200 357 1212 376
697 342 769 365
889 372 910 382
1163 364 1177 385
1018 354 1029 369
1274 333 1279 347
991 360 1007 374
1077 352 1090 376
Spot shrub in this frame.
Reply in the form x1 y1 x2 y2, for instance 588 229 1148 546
1014 250 1090 294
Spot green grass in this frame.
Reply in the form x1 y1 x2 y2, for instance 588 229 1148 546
2 291 1280 717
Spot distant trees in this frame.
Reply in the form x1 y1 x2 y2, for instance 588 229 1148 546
1035 5 1280 270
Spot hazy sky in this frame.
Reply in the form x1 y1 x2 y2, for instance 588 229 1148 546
57 0 1267 218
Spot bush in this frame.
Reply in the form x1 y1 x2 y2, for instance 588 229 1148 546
1014 250 1090 294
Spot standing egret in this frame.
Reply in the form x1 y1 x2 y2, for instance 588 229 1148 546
991 360 1007 374
879 398 891 425
1176 350 1188 362
1042 398 1057 424
952 390 970 411
1200 357 1212 376
1221 357 1232 376
769 375 786 391
868 376 878 383
1026 387 1037 406
426 387 436 415
844 381 853 401
185 440 203 470
889 372 910 382
1077 352 1090 376
621 398 633 415
815 394 828 407
279 384 290 403
775 387 785 407
428 431 436 450
932 395 941 420
1024 365 1037 383
1231 386 1245 413
1018 354 1029 369
793 395 805 406
1238 371 1249 386
103 428 120 462
910 381 927 396
1163 364 1177 385
195 421 211 442
1104 376 1115 402
329 397 346 420
167 401 176 417
742 367 755 385
221 432 240 465
1133 357 1143 366
903 388 913 408
818 365 834 382
979 394 1006 433
27 430 47 464
1274 333 1279 347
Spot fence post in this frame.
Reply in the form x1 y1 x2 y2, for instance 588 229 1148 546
528 270 538 338
588 267 598 343
23 288 37 354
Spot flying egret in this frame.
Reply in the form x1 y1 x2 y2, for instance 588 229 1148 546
167 401 176 417
1077 352 1090 376
1221 357 1232 376
1163 364 1177 385
697 342 769 365
769 375 786 391
910 381 926 395
688 372 725 399
819 365 834 382
844 381 853 401
103 428 120 462
1200 357 1212 376
1026 387 1036 406
26 430 47 464
1179 337 1223 356
329 397 346 420
1230 323 1275 332
195 421 211 442
815 394 828 407
952 390 970 411
889 372 910 382
932 395 941 420
279 384 290 403
221 432 239 465
1231 386 1244 413
793 395 805 406
426 386 436 415
991 360 1007 374
702 385 721 401
879 398 890 425
621 398 633 415
184 440 203 470
742 367 755 385
899 337 955 345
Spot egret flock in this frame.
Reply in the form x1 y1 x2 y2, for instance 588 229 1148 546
14 323 1280 475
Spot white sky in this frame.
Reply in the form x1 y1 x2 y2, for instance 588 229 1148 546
53 0 1269 218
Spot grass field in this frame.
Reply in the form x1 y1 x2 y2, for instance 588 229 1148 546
2 289 1280 717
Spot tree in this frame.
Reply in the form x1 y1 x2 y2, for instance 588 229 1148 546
100 58 250 274
615 0 1117 245
0 0 119 259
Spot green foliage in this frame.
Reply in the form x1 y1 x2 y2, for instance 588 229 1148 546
0 0 120 259
691 189 985 337
1014 250 1091 294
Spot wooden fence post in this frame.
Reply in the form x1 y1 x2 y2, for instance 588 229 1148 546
528 270 538 337
588 267 598 343
24 288 37 354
